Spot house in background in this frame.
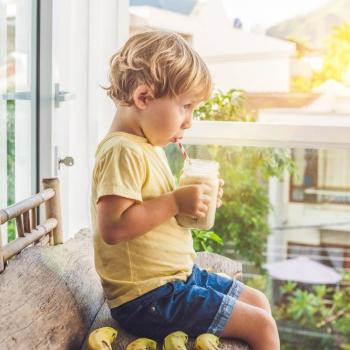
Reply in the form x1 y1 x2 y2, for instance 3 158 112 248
4 0 348 276
129 0 295 92
259 82 350 271
130 0 350 271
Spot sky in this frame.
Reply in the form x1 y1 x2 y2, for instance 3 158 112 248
222 0 331 29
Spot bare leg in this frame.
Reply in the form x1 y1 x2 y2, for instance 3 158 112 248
237 286 272 314
221 300 280 350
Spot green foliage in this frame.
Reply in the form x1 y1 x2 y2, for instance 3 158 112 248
7 100 15 206
6 100 16 241
313 22 350 86
194 89 255 121
291 76 314 93
292 22 350 92
7 220 16 242
244 273 269 293
287 36 312 59
167 89 295 267
275 272 350 348
280 281 297 294
197 90 294 267
211 147 272 266
192 230 223 252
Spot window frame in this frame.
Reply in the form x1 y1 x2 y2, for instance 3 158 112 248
184 121 350 150
287 241 350 269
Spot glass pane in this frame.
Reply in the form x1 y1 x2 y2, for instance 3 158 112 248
290 148 350 204
0 0 37 243
166 143 350 348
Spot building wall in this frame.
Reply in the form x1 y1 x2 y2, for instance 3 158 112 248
129 0 295 93
206 57 291 92
260 109 350 259
191 0 294 92
283 202 350 245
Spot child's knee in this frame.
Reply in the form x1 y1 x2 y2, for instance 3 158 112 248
259 312 280 348
240 286 271 313
240 309 279 349
254 288 271 313
221 300 279 349
244 310 279 349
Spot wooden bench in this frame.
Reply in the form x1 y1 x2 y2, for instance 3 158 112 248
0 178 248 350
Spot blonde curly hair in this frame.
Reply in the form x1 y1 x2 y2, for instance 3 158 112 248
105 31 212 105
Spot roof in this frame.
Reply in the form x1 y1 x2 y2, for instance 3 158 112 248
265 256 341 284
130 0 197 15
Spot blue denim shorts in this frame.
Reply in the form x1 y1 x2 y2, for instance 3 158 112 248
110 264 245 340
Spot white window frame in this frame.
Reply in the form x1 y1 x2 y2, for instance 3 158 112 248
184 121 350 150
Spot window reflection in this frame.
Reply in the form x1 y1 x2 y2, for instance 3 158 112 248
291 149 350 204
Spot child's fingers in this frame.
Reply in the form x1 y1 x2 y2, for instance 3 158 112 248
196 205 208 217
200 194 211 203
218 188 223 198
219 178 224 187
201 183 212 194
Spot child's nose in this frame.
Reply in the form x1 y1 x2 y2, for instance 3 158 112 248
182 117 192 130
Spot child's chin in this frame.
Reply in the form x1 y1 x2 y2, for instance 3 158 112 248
151 137 171 146
156 139 171 146
165 140 176 146
151 140 166 146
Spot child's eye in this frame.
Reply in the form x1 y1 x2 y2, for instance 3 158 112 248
183 104 192 110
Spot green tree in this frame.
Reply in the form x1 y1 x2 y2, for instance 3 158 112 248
194 89 254 122
287 36 314 92
7 100 16 241
287 36 312 59
313 22 350 86
275 272 350 349
166 89 295 267
290 22 350 92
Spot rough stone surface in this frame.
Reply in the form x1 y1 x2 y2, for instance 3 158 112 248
0 229 104 350
0 230 248 349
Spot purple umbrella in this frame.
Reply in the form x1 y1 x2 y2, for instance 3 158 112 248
264 256 342 284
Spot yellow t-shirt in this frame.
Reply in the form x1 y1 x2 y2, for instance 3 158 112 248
90 132 196 308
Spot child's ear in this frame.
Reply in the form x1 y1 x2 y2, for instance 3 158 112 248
133 85 154 110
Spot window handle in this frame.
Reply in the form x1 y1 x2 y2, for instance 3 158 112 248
54 83 75 108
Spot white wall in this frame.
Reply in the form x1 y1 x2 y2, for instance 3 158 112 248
192 0 293 57
283 202 350 246
87 0 130 233
74 0 129 236
49 0 129 239
207 57 291 92
191 0 294 92
67 0 89 236
88 0 129 149
261 109 350 257
129 0 294 93
129 6 194 36
50 0 89 238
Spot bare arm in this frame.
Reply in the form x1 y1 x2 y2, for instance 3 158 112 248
97 184 211 245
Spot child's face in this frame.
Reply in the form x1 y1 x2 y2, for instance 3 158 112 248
139 92 199 146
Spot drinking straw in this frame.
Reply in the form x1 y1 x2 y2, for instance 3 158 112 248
177 142 191 164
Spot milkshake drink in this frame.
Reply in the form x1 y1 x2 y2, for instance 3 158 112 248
176 159 219 230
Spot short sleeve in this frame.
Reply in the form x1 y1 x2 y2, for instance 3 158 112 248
95 145 146 203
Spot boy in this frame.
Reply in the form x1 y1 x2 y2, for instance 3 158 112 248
90 31 280 350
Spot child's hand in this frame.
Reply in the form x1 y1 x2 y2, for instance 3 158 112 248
217 178 224 208
173 184 212 218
